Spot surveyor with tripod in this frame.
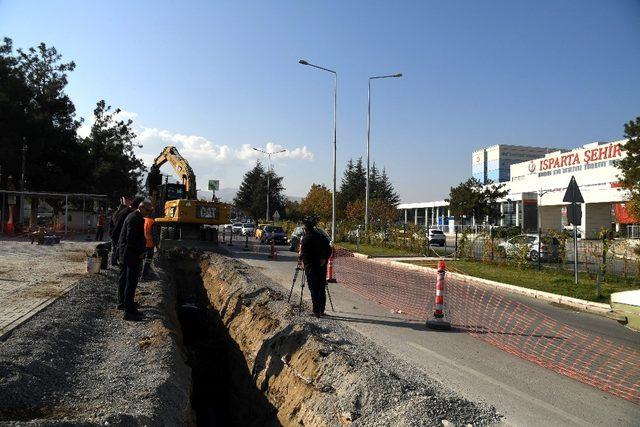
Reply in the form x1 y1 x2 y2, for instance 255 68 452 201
299 216 331 317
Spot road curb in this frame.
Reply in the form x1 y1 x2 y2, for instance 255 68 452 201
351 254 612 317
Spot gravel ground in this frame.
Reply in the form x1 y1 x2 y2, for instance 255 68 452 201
0 263 193 426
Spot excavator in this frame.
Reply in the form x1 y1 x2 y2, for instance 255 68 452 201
146 146 231 248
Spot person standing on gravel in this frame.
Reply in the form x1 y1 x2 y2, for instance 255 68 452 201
299 216 331 318
95 209 106 241
117 200 152 321
110 197 141 266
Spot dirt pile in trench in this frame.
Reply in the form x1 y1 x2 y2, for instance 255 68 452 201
166 249 500 426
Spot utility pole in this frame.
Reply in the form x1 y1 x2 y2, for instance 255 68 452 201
537 188 550 270
252 147 286 222
20 139 27 224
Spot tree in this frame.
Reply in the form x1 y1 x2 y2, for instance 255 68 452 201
82 100 146 204
338 158 366 212
371 164 400 206
283 198 303 222
345 198 397 225
448 178 508 224
619 116 640 222
0 38 87 193
300 184 332 221
234 161 286 221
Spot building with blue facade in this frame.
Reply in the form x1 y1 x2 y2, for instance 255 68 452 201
472 145 561 184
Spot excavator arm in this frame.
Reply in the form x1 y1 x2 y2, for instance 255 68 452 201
146 146 198 200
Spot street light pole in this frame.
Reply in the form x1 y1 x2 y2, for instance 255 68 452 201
253 147 286 222
537 188 550 270
365 73 402 236
299 59 338 243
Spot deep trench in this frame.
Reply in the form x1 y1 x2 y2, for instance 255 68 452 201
166 254 279 427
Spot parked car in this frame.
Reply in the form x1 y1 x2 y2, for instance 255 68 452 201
497 234 560 262
241 223 256 236
428 229 446 246
231 222 243 234
261 225 288 245
289 226 331 251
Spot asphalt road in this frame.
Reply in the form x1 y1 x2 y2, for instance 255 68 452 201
226 239 639 426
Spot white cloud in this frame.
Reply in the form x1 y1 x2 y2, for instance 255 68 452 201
137 128 314 165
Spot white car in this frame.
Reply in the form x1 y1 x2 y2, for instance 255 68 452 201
241 223 256 236
231 222 243 234
428 229 446 246
497 234 560 262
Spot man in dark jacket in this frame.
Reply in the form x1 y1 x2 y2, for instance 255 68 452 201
117 200 152 321
299 216 331 317
110 197 143 266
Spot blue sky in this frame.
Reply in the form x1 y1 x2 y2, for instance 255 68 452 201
2 0 639 202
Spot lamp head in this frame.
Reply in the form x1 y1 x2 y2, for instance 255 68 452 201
393 73 403 78
298 59 309 65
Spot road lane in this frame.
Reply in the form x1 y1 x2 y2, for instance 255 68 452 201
226 240 639 426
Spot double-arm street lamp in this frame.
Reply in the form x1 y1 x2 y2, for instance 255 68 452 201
298 59 337 243
253 147 286 222
365 73 402 235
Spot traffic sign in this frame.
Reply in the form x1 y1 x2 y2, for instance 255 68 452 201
208 180 219 191
272 210 280 221
567 203 582 226
562 176 584 204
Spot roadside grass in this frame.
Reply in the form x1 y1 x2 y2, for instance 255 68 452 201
402 259 640 303
337 242 421 257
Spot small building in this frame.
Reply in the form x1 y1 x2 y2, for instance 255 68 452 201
472 144 563 184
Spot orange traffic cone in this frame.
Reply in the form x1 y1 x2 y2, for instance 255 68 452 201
326 248 337 283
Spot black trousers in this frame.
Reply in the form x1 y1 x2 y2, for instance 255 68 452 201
95 226 104 241
141 247 154 278
111 241 119 266
305 264 327 315
118 260 142 314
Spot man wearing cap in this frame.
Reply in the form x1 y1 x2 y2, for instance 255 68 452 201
299 216 331 317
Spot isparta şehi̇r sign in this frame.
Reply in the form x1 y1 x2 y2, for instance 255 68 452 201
522 142 626 178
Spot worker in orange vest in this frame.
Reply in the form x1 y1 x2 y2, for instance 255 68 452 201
141 213 158 280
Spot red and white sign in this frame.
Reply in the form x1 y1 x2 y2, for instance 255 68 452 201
538 143 623 173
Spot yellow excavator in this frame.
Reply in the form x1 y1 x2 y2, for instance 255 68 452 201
146 146 230 248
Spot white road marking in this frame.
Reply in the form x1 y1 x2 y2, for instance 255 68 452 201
407 341 593 427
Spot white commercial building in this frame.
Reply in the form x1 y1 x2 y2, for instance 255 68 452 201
399 139 637 239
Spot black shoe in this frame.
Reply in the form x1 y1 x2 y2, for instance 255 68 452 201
123 311 143 321
117 303 124 310
314 312 322 318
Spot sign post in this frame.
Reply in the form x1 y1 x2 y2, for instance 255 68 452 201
562 176 584 285
208 180 219 201
272 210 280 224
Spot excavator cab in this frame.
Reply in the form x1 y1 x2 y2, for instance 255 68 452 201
153 183 186 218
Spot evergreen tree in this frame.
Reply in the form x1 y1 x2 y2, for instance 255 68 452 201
338 157 366 212
619 116 640 223
234 161 265 221
82 100 146 204
234 161 285 221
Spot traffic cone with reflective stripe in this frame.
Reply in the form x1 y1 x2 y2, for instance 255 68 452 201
326 247 337 283
426 260 451 330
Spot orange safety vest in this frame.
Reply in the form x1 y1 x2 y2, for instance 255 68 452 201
144 217 155 248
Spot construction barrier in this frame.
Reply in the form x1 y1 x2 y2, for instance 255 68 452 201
425 260 451 330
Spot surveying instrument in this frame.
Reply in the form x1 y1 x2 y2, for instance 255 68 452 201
287 260 335 315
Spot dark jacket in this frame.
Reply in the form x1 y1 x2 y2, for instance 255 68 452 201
110 206 131 242
118 210 146 266
300 228 331 267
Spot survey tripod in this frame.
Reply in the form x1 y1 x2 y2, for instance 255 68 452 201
287 260 335 315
